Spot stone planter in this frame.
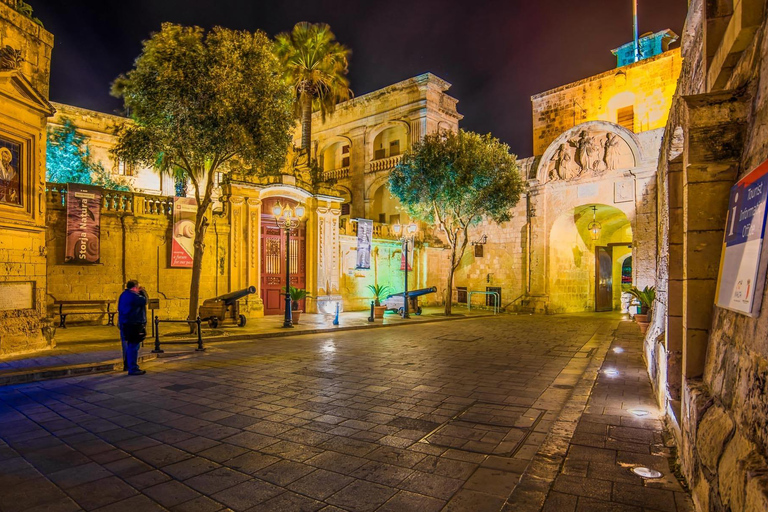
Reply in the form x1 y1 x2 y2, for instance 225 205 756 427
634 313 649 323
637 320 650 334
291 310 302 324
374 305 387 319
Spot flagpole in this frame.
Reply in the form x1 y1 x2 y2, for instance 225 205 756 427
633 0 640 62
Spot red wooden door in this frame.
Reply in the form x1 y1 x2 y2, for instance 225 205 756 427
260 210 306 315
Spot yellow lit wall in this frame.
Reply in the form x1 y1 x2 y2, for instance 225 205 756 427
531 48 682 156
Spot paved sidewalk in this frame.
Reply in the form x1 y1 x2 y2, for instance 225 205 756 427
0 307 491 385
507 320 693 511
0 313 622 511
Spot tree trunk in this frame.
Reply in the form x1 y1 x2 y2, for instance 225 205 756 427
187 212 209 333
444 265 455 316
300 94 312 157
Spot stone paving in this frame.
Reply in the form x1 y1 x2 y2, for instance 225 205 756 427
0 313 688 511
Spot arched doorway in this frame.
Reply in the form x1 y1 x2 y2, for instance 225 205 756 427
548 204 632 313
260 197 306 315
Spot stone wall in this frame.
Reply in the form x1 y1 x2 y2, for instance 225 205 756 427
0 0 52 97
531 49 681 156
649 0 768 509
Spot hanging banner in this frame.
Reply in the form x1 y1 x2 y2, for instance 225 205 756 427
65 183 101 264
716 159 768 316
171 197 197 268
356 218 373 269
400 240 413 271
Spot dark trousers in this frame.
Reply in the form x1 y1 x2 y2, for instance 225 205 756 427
119 325 142 374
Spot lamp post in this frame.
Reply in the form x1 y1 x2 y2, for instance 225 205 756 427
272 201 306 328
392 222 418 318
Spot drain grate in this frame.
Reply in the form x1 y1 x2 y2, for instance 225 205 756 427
421 402 546 457
434 334 483 342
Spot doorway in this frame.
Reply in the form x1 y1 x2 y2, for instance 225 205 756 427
595 246 613 312
260 198 306 315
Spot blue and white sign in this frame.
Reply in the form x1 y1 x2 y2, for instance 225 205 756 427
716 159 768 316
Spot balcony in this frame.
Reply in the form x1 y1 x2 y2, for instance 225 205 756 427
369 154 403 173
322 166 350 181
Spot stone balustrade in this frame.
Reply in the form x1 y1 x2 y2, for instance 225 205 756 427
322 167 350 180
45 183 175 216
369 154 403 173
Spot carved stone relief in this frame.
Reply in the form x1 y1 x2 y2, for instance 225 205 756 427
546 129 634 182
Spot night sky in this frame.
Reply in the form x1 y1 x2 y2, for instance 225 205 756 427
33 0 688 157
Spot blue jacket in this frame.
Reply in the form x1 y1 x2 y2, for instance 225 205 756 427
118 289 147 326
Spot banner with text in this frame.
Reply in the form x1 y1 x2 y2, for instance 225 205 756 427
356 219 372 270
400 240 413 271
65 183 102 264
171 197 197 268
716 159 768 316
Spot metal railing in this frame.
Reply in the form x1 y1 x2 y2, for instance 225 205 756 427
467 291 500 314
151 316 206 353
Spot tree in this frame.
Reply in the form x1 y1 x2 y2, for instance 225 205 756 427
389 129 525 315
112 23 294 328
274 22 351 157
47 118 131 191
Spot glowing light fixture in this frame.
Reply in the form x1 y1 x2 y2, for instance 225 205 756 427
588 206 602 241
603 369 619 377
272 201 306 328
613 347 624 354
630 409 649 417
631 467 663 479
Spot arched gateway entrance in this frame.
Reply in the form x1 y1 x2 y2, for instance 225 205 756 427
548 204 633 313
260 197 306 315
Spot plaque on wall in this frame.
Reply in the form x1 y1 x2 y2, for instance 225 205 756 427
0 135 22 207
0 282 34 311
614 180 635 203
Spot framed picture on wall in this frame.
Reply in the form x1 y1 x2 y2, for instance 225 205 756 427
0 135 22 207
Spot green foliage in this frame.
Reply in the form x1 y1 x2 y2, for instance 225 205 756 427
14 1 43 26
367 284 391 306
46 119 131 191
282 286 311 310
389 129 524 314
274 22 351 154
628 285 656 313
111 23 294 206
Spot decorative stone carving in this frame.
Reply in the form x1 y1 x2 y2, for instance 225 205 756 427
0 45 23 71
544 127 634 182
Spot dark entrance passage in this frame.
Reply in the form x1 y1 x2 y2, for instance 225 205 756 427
260 198 306 315
595 246 613 312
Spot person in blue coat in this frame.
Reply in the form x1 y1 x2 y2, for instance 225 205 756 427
118 280 148 375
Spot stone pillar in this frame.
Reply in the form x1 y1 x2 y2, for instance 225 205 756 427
349 126 367 218
0 2 55 356
681 90 747 379
313 200 342 313
228 195 245 291
246 198 261 292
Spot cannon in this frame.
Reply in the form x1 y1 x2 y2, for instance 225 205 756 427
382 286 437 316
199 286 256 328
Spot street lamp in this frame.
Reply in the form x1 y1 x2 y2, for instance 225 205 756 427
588 206 602 241
392 222 418 318
272 201 306 328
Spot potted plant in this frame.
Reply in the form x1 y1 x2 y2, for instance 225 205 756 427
284 286 311 324
368 284 391 318
628 285 656 334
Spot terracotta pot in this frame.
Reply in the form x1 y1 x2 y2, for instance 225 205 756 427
291 310 302 324
374 305 387 319
634 313 649 323
637 321 650 334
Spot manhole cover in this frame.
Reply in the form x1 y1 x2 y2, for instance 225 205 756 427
421 402 546 457
434 334 483 342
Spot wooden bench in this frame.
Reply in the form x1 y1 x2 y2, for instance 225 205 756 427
54 300 117 328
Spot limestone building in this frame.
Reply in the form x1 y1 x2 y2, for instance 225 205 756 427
0 0 55 355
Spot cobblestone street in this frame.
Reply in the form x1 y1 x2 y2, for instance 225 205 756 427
0 314 690 511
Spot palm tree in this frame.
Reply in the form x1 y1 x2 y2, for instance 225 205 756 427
275 22 352 158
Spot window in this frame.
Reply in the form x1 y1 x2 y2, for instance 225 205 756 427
389 214 401 225
374 148 386 160
389 140 400 157
341 203 351 216
117 160 135 177
378 213 386 223
341 145 350 168
474 244 484 258
617 106 634 131
456 287 468 303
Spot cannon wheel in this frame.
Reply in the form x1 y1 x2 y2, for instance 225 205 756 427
208 317 220 328
416 307 423 316
238 314 247 327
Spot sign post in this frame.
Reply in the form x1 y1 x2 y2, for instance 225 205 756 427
716 159 768 316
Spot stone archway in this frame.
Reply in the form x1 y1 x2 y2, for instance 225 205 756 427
548 204 633 313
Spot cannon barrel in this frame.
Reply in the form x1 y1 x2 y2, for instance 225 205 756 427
212 286 257 305
386 286 437 299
